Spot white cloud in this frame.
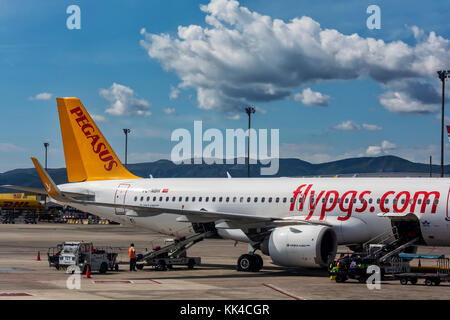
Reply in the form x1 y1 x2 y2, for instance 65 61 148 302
29 92 52 101
379 91 438 114
99 83 151 117
169 86 180 100
226 114 241 120
0 143 24 152
333 120 382 131
140 0 449 113
294 88 330 107
366 140 396 156
163 107 176 115
91 114 107 122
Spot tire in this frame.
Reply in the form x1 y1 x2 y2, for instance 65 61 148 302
156 260 166 271
136 264 144 270
335 275 346 283
400 278 408 285
187 259 195 269
358 276 366 284
237 254 254 272
425 278 433 286
409 278 418 285
251 254 263 272
434 279 441 286
99 262 108 274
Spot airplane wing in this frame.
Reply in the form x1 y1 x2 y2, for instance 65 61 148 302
1 185 95 201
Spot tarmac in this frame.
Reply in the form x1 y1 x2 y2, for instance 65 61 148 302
0 223 449 300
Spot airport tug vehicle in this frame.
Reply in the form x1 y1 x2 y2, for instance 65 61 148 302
48 241 119 274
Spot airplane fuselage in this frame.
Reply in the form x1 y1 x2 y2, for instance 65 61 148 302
56 177 450 246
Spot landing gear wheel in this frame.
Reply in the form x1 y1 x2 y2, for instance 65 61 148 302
237 254 254 272
251 254 263 272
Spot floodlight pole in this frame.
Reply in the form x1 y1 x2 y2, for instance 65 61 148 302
123 129 131 167
245 107 256 178
438 70 449 177
44 142 49 170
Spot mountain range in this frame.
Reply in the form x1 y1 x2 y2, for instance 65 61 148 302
0 155 447 193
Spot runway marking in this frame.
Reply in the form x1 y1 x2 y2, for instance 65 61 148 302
93 280 133 284
262 283 306 300
0 293 33 297
148 279 161 284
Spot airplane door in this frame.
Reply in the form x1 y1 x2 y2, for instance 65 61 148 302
114 184 130 215
446 188 450 221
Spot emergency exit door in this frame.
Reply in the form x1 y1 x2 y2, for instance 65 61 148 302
114 184 130 215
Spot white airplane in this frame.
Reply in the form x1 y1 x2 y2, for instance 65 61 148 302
3 97 450 272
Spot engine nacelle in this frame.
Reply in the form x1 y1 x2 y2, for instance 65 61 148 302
263 225 337 268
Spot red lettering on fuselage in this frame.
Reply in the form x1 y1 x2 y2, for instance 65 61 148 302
289 184 441 220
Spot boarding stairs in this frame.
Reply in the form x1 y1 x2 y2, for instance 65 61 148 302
136 231 215 263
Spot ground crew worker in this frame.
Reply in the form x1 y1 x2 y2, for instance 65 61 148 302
129 243 137 271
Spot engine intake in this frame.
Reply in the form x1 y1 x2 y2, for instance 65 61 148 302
263 225 337 268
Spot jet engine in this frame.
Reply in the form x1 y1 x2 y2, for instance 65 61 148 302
261 225 337 268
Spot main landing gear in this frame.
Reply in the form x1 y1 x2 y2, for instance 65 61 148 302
236 253 263 272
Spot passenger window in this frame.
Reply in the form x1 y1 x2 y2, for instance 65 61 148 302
253 197 258 203
322 198 325 203
247 197 251 203
401 199 405 204
337 198 341 203
276 197 280 203
368 198 372 204
233 197 237 202
172 197 176 201
192 197 196 202
219 197 222 202
166 197 169 201
226 197 230 202
153 197 156 201
205 197 209 202
345 198 349 204
385 199 389 204
140 197 144 201
134 196 137 201
199 197 202 202
185 197 189 202
330 198 334 203
352 199 356 203
283 197 287 203
268 197 272 203
426 199 430 204
240 197 244 203
418 199 422 204
435 199 439 205
159 197 162 201
376 198 380 204
147 197 150 201
179 197 182 202
261 197 265 203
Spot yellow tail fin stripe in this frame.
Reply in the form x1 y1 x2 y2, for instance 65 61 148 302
57 97 141 182
31 157 60 197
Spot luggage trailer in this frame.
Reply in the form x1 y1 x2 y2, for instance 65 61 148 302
394 253 450 286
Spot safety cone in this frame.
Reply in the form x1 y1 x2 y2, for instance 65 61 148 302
36 251 41 261
85 265 91 278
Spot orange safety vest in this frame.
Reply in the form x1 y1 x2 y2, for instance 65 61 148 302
129 247 136 259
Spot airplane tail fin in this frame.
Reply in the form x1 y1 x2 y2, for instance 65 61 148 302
56 97 140 182
31 157 62 197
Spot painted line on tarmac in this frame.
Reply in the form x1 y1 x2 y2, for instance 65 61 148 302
0 292 33 297
148 279 161 284
92 280 134 284
262 283 306 300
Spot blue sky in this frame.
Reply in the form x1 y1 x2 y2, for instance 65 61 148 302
0 0 449 172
